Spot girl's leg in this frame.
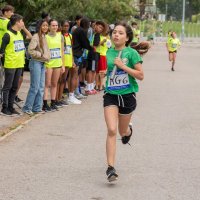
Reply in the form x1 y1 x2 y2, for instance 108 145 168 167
172 52 176 71
99 71 106 90
104 106 119 167
51 68 61 100
44 68 53 100
118 113 132 137
57 68 68 101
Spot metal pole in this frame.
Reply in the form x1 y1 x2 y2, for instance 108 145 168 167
181 0 186 41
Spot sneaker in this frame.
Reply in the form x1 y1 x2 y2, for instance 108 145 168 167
33 110 45 114
75 93 87 99
106 166 118 182
68 96 82 105
9 108 22 116
50 103 59 111
60 100 69 107
85 90 95 95
55 101 63 108
121 123 133 145
15 95 23 103
23 110 34 115
42 104 53 112
1 108 12 116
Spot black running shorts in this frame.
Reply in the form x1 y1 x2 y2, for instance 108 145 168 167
103 92 137 115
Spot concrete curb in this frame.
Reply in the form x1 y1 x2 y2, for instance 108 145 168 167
0 113 43 142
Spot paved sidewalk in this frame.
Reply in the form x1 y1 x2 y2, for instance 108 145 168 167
0 71 36 136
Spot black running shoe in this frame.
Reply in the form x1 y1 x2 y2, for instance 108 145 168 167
15 95 23 102
121 123 133 145
106 165 118 182
55 101 63 108
42 104 53 112
1 108 12 116
50 103 59 111
9 108 22 116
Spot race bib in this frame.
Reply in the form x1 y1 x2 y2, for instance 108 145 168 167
108 70 130 90
64 45 71 55
14 40 25 52
50 48 61 59
106 40 112 48
172 43 177 48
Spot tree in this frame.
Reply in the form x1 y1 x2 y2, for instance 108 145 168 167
0 0 137 24
156 0 200 21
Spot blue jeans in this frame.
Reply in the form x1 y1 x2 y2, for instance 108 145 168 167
23 59 45 112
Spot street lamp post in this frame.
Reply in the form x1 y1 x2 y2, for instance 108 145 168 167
181 0 186 41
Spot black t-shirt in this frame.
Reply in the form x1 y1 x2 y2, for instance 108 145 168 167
72 27 93 58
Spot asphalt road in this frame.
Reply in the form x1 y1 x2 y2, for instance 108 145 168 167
0 42 200 200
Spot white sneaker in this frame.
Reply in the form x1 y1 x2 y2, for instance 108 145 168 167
68 96 82 104
75 93 87 99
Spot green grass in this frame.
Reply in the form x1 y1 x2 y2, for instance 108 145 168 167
136 20 200 38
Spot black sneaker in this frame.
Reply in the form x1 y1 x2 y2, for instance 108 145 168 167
121 123 133 145
55 101 63 108
42 104 53 112
106 165 118 182
60 100 69 107
15 95 23 103
9 108 22 116
50 103 59 111
1 108 12 116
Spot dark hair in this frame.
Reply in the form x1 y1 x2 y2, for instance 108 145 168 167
2 5 14 14
10 14 23 26
95 20 108 35
114 22 133 46
80 17 90 30
41 12 49 19
36 19 48 52
131 22 137 26
48 19 58 26
75 15 83 21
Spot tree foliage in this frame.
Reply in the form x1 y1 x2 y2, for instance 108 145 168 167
156 0 200 21
0 0 136 24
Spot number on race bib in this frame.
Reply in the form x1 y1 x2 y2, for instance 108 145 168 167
14 40 25 52
64 45 71 55
50 48 61 59
108 71 130 90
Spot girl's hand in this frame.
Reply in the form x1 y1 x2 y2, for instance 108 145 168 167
72 62 76 68
61 66 65 74
114 57 124 69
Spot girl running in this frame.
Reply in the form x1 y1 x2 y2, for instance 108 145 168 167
103 22 144 182
43 19 65 111
166 31 181 71
23 19 50 114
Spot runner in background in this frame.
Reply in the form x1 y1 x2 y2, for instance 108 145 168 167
166 31 181 71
